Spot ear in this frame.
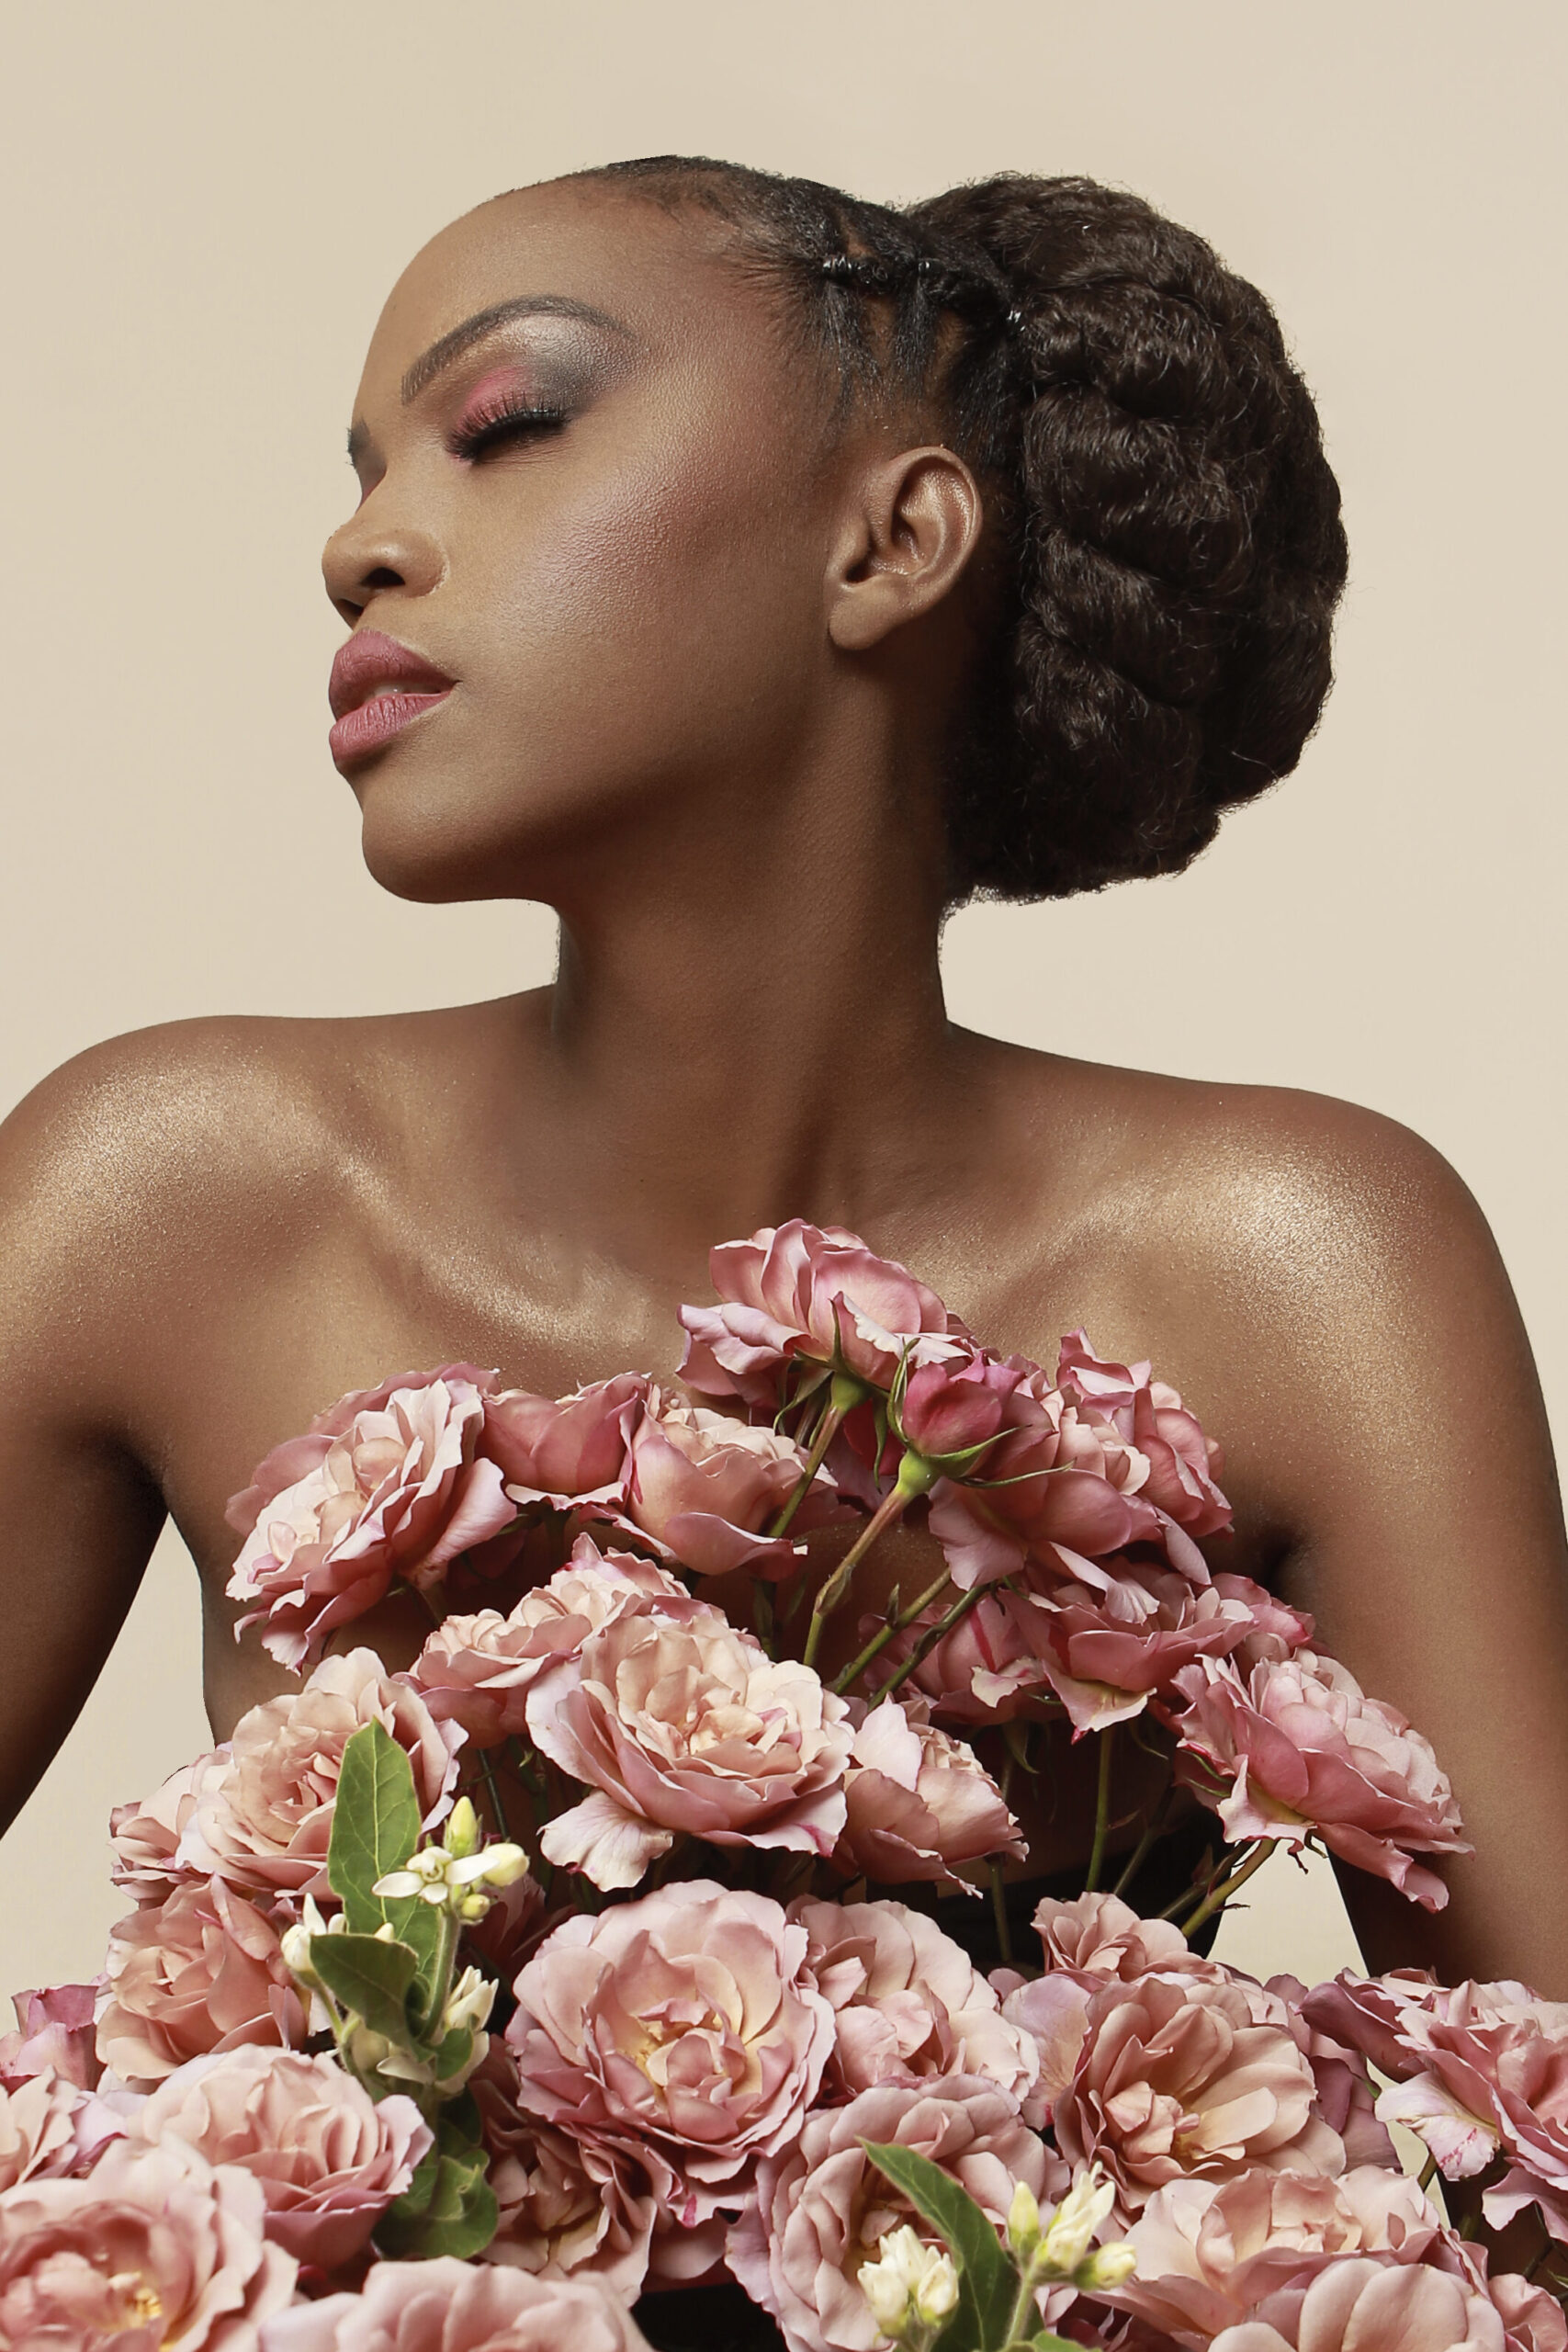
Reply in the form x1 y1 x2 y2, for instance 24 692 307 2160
825 445 985 653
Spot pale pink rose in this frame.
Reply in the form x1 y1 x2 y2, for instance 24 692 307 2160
831 1695 1024 1893
1000 1973 1100 2128
0 2073 93 2191
1050 1969 1344 2219
111 1758 208 1904
472 2044 656 2298
872 1587 1045 1724
1488 2272 1568 2352
726 2075 1066 2352
0 1983 103 2092
1217 1576 1315 1675
134 2047 429 2270
97 1878 307 2091
678 1219 969 1408
1056 1330 1232 1540
506 1882 835 2226
407 1538 694 1747
790 1895 1038 2106
527 1599 852 1892
1169 1652 1470 1911
1206 2255 1510 2351
1302 1970 1451 2084
1266 1975 1397 2172
1028 1890 1227 1989
173 1650 463 1901
226 1366 516 1669
481 1374 649 1510
259 2257 655 2352
969 1562 1261 1734
1106 2167 1443 2347
615 1385 844 1580
0 2137 296 2348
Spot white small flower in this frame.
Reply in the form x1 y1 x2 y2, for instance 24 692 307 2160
442 1965 496 2038
1006 2177 1041 2260
1035 2165 1117 2280
373 1833 529 1917
858 2224 958 2345
1078 2243 1138 2291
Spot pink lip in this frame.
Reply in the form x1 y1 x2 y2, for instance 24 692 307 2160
328 628 455 769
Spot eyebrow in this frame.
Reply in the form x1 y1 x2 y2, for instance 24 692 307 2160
398 293 631 404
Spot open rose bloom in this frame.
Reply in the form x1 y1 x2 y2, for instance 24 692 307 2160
21 1221 1564 2349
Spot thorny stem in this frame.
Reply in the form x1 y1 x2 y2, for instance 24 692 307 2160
1180 1838 1278 1935
801 1480 914 1670
830 1566 954 1696
873 1576 993 1703
1111 1767 1177 1901
1084 1727 1117 1894
473 1747 510 1841
769 1379 859 1540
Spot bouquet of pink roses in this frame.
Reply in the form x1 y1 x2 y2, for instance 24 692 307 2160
2 1221 1565 2352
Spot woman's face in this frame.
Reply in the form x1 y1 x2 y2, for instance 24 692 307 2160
323 181 849 905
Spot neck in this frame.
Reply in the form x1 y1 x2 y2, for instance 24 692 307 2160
519 738 982 1256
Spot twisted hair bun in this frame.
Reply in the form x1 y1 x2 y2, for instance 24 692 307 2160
589 159 1349 901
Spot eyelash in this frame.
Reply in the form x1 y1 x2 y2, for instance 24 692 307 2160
446 400 567 461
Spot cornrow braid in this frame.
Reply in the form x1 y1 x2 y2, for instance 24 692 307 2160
578 157 1348 905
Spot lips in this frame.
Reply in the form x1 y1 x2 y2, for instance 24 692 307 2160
328 628 456 767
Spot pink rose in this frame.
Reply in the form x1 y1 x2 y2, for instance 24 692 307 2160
408 1539 694 1748
1169 1652 1470 1910
527 1598 852 1892
506 1882 835 2225
0 2074 93 2191
790 1896 1037 2106
226 1366 516 1669
831 1695 1024 1892
134 2047 429 2270
0 1983 103 2092
726 2075 1066 2352
258 2258 654 2352
1267 1974 1397 2173
894 1352 1026 1467
473 2045 656 2298
1049 1970 1344 2218
1056 1330 1232 1540
172 1650 463 1901
678 1219 968 1408
481 1374 649 1510
871 1588 1044 1724
967 1562 1261 1735
615 1385 844 1579
96 1879 306 2090
0 2138 296 2348
1027 1890 1227 1990
1205 2255 1512 2351
111 1758 208 1905
1107 2167 1443 2346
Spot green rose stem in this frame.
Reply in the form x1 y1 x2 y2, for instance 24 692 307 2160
1179 1837 1277 1935
830 1566 954 1696
1083 1727 1117 1894
1111 1768 1177 1901
768 1370 869 1541
801 1448 941 1671
872 1575 994 1703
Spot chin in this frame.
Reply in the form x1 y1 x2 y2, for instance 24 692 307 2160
358 808 521 905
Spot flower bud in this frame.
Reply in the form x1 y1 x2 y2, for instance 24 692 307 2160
1006 2178 1042 2261
1036 2165 1116 2280
346 2026 393 2074
443 1965 496 2038
857 2225 957 2345
1077 2244 1138 2292
443 1795 480 1859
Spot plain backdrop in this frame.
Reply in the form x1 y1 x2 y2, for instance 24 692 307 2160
0 1 1562 1998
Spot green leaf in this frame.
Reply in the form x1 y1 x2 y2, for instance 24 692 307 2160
310 1931 420 2051
863 2142 1016 2352
326 1721 444 1985
377 2147 498 2259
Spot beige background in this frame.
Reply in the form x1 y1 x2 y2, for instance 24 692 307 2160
0 2 1562 1998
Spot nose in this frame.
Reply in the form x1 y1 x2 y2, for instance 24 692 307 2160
321 497 445 627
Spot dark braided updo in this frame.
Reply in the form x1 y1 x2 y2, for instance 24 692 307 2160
583 156 1348 904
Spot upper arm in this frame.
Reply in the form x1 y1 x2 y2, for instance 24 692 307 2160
1199 1093 1568 1990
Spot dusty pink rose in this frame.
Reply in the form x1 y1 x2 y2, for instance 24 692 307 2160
0 1984 103 2093
1049 1969 1344 2218
506 1882 835 2225
831 1694 1024 1892
1307 1973 1568 2240
678 1219 969 1408
0 2137 296 2348
726 2075 1066 2352
1266 1974 1396 2172
473 2045 656 2298
1106 2167 1443 2346
1204 2255 1513 2351
872 1587 1046 1724
1170 1651 1469 1910
407 1538 694 1747
616 1385 843 1579
894 1351 1028 1468
1027 1890 1228 1989
134 2047 429 2269
1056 1330 1232 1540
968 1562 1262 1734
96 1879 306 2090
171 1650 463 1901
0 2074 95 2191
527 1597 852 1891
481 1374 649 1510
259 2257 655 2351
790 1895 1037 2105
226 1366 516 1669
111 1758 209 1905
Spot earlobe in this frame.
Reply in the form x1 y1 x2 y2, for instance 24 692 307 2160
827 446 985 653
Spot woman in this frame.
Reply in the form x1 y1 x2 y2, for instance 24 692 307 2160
1 157 1563 1998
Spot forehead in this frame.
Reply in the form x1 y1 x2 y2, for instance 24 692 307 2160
358 181 773 400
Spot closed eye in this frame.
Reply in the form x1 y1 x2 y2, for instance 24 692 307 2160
446 402 567 462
